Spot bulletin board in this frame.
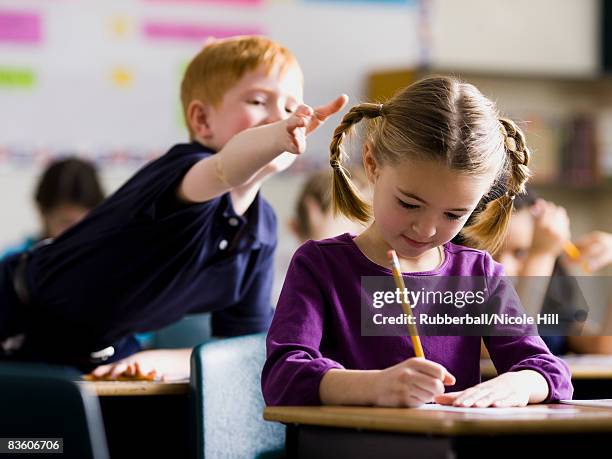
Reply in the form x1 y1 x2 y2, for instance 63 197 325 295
0 0 421 172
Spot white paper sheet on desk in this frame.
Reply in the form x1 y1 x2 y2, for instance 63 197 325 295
561 355 612 366
416 404 577 415
561 399 612 408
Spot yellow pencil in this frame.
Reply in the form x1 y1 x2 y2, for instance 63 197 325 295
563 241 591 273
387 249 425 359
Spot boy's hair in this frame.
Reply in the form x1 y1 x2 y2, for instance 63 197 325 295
329 75 531 254
181 36 300 139
35 157 105 213
294 168 367 240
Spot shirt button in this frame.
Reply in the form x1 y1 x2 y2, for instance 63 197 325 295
228 217 239 227
219 239 228 250
90 345 115 363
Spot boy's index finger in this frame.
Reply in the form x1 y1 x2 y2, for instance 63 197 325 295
314 94 349 121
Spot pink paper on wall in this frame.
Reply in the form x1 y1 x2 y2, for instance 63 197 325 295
143 0 263 6
143 22 263 42
0 10 41 45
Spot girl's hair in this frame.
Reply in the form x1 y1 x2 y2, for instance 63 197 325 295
35 157 105 213
329 75 531 254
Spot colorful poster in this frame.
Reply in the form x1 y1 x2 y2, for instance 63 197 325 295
142 0 263 6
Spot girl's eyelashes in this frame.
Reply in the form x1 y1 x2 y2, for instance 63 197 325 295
397 198 419 210
444 213 463 221
397 197 466 221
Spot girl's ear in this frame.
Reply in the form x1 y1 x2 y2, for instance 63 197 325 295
187 100 213 140
362 142 379 184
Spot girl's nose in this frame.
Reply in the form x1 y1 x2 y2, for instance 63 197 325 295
412 221 436 240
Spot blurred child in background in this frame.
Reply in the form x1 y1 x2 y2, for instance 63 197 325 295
289 168 368 244
495 189 612 354
1 157 105 259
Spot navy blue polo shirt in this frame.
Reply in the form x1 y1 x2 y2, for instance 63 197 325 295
9 141 277 367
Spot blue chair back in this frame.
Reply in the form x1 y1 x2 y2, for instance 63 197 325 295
0 363 109 459
154 313 213 349
190 333 285 459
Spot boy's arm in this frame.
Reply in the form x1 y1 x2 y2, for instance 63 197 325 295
229 152 297 214
178 95 348 214
177 109 310 208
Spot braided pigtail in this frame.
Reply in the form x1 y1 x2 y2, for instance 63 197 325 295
462 118 531 254
329 103 383 222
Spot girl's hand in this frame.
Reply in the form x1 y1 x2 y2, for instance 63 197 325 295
529 199 570 257
435 371 544 408
575 231 612 272
373 357 456 407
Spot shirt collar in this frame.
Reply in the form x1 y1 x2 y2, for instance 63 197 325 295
221 192 275 247
190 140 275 246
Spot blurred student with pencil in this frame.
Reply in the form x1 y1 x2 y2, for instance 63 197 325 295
0 157 105 259
263 76 573 408
495 190 612 354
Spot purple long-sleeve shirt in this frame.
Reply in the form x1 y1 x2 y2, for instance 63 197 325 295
262 233 573 406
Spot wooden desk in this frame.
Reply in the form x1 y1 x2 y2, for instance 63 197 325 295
265 404 612 459
481 355 612 398
80 379 189 396
80 379 191 459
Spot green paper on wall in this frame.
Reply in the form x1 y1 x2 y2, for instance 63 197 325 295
0 67 36 88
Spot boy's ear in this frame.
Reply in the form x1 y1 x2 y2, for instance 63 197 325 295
287 217 304 244
362 142 379 184
288 217 299 237
187 100 213 139
303 196 325 227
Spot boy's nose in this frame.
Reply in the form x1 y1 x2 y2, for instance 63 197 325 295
266 103 286 123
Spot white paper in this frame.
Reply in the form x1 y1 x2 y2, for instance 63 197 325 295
560 399 612 408
416 403 577 415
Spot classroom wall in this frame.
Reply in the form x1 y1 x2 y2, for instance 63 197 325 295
429 0 599 76
0 0 606 288
0 0 421 245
